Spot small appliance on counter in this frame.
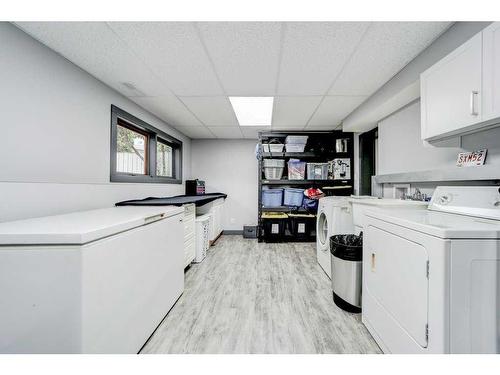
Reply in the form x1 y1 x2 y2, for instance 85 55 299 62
331 158 351 180
185 179 205 196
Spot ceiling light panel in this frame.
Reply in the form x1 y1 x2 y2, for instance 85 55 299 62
229 97 274 126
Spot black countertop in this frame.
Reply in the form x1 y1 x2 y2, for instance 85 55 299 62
115 193 227 207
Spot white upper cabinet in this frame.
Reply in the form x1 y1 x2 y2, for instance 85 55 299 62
420 32 483 141
482 22 500 121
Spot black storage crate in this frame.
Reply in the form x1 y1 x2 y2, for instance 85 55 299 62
288 214 316 241
262 218 286 242
243 225 257 238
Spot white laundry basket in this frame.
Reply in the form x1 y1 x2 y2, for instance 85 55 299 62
194 214 211 263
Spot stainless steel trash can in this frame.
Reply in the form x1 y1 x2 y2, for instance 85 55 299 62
330 234 363 313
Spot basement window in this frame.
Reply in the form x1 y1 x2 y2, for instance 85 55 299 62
110 105 182 184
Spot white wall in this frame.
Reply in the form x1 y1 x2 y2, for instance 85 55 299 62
377 100 500 197
191 140 258 231
0 22 191 222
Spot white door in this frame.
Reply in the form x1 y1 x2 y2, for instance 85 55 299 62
421 32 482 140
482 22 500 122
364 226 429 347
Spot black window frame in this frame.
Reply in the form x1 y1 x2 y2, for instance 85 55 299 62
110 105 182 184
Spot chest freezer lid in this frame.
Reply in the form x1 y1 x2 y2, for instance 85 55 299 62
0 206 184 246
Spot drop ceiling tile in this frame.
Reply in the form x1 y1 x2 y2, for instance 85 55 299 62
307 96 367 127
277 22 370 96
132 96 204 128
107 22 224 96
208 126 244 139
179 96 238 126
15 22 168 97
329 22 451 96
197 22 282 96
175 126 215 139
241 126 270 139
273 96 323 127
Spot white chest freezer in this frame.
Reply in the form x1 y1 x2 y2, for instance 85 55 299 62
0 205 184 354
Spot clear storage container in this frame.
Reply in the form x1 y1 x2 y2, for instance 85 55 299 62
285 135 309 144
285 143 306 152
287 159 306 180
307 163 329 180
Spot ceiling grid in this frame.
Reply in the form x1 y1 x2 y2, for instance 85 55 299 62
14 21 452 139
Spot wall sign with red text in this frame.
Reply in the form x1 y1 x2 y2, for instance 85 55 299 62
456 149 487 167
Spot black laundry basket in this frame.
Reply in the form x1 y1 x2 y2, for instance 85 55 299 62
330 233 363 313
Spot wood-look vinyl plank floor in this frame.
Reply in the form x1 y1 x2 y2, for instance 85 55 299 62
141 235 381 354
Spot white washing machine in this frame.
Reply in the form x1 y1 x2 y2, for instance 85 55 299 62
316 197 354 278
362 186 500 353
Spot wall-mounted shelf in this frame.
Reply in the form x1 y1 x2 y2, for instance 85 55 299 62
374 164 500 184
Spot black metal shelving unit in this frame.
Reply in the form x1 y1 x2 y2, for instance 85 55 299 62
257 130 355 243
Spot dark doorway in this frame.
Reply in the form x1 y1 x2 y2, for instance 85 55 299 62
359 128 377 196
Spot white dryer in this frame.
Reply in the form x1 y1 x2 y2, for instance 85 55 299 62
363 186 500 353
316 197 354 278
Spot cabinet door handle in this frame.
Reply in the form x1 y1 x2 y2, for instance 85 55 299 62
470 91 479 116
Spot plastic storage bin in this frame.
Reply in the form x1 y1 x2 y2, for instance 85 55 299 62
262 188 283 207
287 159 306 180
288 213 316 241
283 188 304 207
243 225 257 238
263 159 285 180
194 214 210 263
285 135 308 152
262 212 288 242
307 163 329 180
285 135 309 144
285 143 306 152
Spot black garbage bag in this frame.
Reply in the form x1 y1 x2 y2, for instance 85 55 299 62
330 233 363 261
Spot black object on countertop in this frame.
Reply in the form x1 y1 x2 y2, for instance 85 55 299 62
185 179 206 196
116 192 227 207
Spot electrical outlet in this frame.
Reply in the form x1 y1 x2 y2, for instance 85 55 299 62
230 218 236 224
